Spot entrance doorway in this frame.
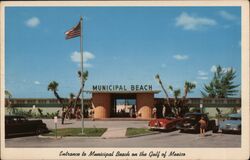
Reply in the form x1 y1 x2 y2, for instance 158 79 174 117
110 93 136 118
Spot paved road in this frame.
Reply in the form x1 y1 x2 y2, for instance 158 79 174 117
42 119 148 129
5 130 240 148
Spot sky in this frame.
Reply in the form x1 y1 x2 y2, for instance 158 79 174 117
5 7 241 98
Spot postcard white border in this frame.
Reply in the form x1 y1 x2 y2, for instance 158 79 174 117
1 1 249 160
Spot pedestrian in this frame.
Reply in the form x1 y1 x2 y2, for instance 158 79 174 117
152 107 157 118
162 105 166 118
61 107 66 124
76 107 82 120
199 116 207 136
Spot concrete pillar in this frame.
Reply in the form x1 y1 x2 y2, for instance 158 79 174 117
136 93 154 119
92 93 111 118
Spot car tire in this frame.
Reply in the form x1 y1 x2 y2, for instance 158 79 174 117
180 129 184 133
212 126 219 133
221 129 225 134
35 127 42 135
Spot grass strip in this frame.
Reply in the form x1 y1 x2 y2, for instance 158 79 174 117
43 128 107 137
126 128 154 137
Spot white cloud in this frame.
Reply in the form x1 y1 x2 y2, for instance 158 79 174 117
173 54 189 60
26 17 40 28
71 51 95 68
219 11 236 20
176 12 216 31
34 81 40 85
197 76 208 80
198 70 208 76
71 51 95 62
210 65 217 73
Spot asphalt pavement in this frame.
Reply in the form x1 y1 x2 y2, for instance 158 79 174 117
5 119 241 148
5 130 240 148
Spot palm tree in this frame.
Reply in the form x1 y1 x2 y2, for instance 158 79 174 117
168 81 196 117
68 93 75 106
155 74 172 113
168 86 181 116
73 70 88 112
5 90 12 101
5 90 13 114
47 81 63 105
201 65 239 98
183 81 196 99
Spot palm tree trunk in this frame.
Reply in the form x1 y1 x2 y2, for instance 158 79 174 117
159 82 173 114
53 91 63 106
73 83 85 114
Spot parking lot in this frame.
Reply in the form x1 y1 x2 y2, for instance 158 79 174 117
5 119 241 148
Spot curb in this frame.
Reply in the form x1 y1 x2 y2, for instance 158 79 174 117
38 132 160 139
38 135 62 139
126 131 160 138
38 135 103 139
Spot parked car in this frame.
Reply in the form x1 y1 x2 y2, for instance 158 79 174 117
148 117 182 131
219 113 241 134
176 112 218 133
5 115 49 138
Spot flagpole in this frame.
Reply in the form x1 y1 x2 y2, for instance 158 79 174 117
80 16 84 134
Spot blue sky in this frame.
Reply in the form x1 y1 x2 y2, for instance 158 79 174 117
5 7 241 98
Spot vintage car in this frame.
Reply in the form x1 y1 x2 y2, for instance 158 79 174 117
148 117 182 131
219 113 241 134
176 112 218 133
5 115 49 138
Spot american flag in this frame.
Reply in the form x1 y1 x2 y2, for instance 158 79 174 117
65 21 81 39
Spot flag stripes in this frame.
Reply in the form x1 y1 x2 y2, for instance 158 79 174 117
65 22 81 39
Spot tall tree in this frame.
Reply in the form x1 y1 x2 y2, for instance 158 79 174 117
68 93 75 107
155 74 172 114
47 81 63 105
73 70 88 112
169 81 196 117
201 65 239 98
5 90 13 114
155 74 196 117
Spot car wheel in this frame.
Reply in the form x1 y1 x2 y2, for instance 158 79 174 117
180 129 184 133
212 126 219 133
35 127 42 135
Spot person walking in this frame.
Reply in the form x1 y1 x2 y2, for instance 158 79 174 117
152 107 157 118
199 116 207 136
61 107 66 124
162 105 166 118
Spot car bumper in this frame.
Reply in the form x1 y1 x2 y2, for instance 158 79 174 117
177 126 197 131
149 126 166 130
220 127 241 132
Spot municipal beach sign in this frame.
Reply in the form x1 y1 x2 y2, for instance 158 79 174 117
92 85 153 92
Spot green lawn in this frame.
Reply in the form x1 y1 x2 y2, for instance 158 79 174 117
43 128 107 137
126 128 154 137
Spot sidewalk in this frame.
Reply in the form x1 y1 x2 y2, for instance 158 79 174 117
101 128 127 138
41 118 148 129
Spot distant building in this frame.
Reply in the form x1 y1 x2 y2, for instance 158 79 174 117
5 90 241 119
